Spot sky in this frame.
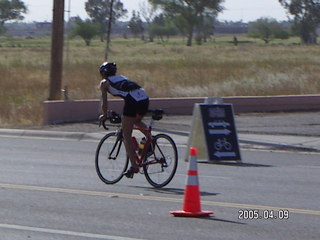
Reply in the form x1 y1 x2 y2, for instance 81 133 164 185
22 0 290 23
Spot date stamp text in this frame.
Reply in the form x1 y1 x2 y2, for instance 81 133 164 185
238 209 289 220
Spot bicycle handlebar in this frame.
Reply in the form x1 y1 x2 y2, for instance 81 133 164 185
99 110 121 130
101 121 109 130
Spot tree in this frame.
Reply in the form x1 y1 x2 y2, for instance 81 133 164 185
248 18 290 43
139 0 158 41
148 14 178 42
279 0 320 44
196 10 216 43
0 24 5 34
139 0 158 24
149 0 224 46
70 17 100 46
128 10 144 39
85 0 127 41
273 22 291 39
0 0 27 33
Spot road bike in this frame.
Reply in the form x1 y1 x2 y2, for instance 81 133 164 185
95 110 178 188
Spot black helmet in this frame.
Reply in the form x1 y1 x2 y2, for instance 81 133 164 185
99 62 117 77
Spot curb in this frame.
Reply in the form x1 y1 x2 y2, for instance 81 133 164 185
0 129 103 141
1 128 319 153
154 128 320 153
239 139 320 153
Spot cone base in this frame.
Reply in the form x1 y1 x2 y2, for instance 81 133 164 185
170 210 213 217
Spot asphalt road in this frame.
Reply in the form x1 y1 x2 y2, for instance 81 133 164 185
0 135 320 240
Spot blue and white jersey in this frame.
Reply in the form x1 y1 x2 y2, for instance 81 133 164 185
107 75 148 101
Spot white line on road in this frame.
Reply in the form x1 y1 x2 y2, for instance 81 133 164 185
0 223 145 240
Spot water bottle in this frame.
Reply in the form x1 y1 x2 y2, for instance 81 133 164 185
138 137 146 156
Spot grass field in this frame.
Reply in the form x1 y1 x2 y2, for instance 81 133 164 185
0 35 319 126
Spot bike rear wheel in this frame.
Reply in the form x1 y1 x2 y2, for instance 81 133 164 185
95 132 129 184
143 134 178 188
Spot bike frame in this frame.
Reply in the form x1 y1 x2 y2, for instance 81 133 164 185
107 117 162 168
132 119 161 168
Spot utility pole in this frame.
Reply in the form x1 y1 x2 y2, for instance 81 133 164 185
49 0 65 100
105 0 114 60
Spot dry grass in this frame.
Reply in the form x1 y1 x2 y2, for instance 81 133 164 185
0 36 320 126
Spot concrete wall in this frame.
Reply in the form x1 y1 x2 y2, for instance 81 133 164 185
43 94 320 125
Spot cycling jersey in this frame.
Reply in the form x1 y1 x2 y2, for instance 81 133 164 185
102 75 149 117
107 75 148 102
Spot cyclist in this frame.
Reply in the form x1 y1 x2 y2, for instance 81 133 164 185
98 62 150 178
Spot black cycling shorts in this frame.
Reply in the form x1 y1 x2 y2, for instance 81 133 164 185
123 95 149 117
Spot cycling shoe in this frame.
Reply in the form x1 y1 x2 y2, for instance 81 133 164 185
124 166 139 178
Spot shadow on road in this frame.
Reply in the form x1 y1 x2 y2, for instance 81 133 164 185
203 216 246 225
200 161 273 167
132 186 219 197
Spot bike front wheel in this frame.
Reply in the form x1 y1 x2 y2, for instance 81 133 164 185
95 132 129 184
143 134 178 188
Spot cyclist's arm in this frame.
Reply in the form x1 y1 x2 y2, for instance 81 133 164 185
100 80 109 115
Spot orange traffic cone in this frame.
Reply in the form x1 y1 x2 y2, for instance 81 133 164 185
170 147 213 217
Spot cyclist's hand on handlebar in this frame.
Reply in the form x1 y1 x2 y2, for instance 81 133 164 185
99 110 120 129
99 114 108 129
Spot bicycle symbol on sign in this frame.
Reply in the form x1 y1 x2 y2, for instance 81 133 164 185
214 138 232 151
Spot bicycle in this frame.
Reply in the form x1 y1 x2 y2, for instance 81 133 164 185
95 109 178 188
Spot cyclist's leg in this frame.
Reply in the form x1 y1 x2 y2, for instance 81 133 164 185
122 96 149 177
134 98 150 138
122 96 141 173
134 114 151 139
122 115 139 170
